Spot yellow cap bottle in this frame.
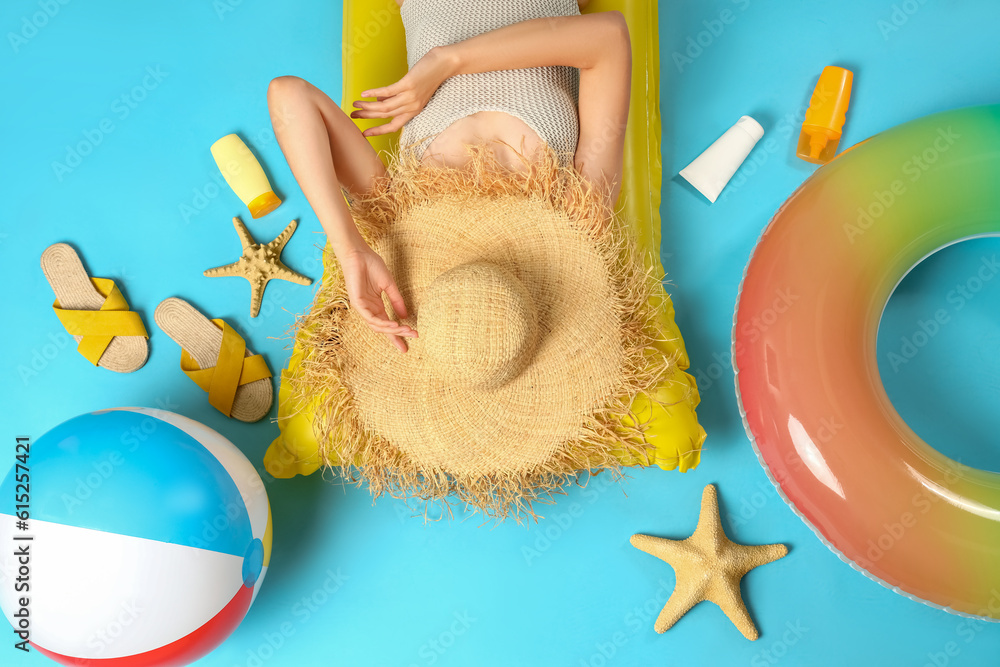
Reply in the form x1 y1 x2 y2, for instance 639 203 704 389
797 66 853 164
210 134 282 218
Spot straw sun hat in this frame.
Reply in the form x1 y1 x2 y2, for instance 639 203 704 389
287 143 681 520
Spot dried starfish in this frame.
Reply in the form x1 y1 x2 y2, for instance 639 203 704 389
630 484 788 640
204 217 312 317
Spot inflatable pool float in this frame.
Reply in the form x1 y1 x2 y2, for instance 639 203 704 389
734 104 1000 619
265 0 706 479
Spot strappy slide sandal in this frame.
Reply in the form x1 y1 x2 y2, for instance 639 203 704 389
154 297 273 422
40 243 149 372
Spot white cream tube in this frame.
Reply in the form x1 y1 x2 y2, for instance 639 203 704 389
679 116 764 203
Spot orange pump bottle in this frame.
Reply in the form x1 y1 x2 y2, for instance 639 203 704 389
797 66 853 164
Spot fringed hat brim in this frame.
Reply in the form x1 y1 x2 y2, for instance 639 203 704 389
284 142 684 522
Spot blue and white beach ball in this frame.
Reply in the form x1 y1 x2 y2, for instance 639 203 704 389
0 407 272 666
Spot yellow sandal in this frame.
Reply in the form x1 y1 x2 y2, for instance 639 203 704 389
154 297 273 422
41 243 149 373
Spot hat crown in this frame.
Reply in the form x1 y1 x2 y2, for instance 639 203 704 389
420 262 539 390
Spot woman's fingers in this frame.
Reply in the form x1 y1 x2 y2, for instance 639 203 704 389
356 302 416 337
370 319 413 336
340 249 418 344
386 332 409 353
351 100 416 120
361 124 392 138
361 82 404 98
353 91 411 112
352 90 415 113
351 104 415 120
352 98 394 113
367 315 412 335
362 117 411 137
383 280 411 322
351 109 393 120
354 302 408 333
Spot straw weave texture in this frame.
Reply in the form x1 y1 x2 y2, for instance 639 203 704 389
418 262 540 391
344 194 624 476
284 142 680 521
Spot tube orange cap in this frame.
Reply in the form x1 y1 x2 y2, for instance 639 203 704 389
797 66 853 164
248 191 282 219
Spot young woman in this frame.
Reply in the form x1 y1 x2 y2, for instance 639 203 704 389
266 0 631 353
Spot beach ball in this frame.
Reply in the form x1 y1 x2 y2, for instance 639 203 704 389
0 407 272 666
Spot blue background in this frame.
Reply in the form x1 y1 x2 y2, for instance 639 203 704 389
3 0 1000 665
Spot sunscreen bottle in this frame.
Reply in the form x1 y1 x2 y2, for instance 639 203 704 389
797 66 853 164
210 134 282 218
679 116 764 203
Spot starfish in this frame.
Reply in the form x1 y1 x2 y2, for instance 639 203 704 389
630 484 788 641
204 217 312 318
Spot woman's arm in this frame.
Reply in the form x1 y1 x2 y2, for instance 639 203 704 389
269 76 384 260
355 12 631 205
437 12 628 75
268 76 417 349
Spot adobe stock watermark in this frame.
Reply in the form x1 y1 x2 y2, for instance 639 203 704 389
737 287 798 345
239 567 350 667
577 578 676 667
179 104 296 225
726 430 840 530
17 331 72 386
178 169 242 225
855 458 973 569
58 396 180 515
843 126 961 244
187 498 248 550
717 78 839 203
716 105 808 203
671 0 753 74
343 0 396 60
695 287 799 394
922 589 1000 667
51 65 170 182
7 0 73 54
750 619 809 666
212 0 248 20
521 472 621 566
877 0 930 41
177 125 274 225
407 611 476 667
86 600 143 657
576 117 628 173
885 254 999 372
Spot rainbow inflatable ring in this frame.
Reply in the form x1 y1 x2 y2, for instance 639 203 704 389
734 104 1000 620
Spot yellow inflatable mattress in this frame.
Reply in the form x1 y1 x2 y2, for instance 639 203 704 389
264 0 705 478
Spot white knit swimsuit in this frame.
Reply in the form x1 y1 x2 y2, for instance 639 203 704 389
398 0 581 167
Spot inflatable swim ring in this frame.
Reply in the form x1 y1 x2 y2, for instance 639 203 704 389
264 0 706 478
734 104 1000 619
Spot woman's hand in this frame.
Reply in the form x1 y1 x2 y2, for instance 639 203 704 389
351 46 457 138
339 245 418 353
